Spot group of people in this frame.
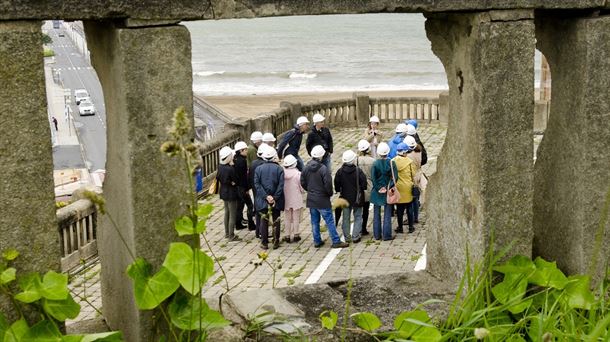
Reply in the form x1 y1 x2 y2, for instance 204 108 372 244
214 113 427 250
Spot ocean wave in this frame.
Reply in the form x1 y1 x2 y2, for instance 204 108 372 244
194 71 226 77
288 72 317 79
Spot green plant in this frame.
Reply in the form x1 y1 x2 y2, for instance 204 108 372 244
44 48 55 57
42 33 53 45
0 248 121 341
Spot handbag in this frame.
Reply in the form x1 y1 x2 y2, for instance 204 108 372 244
386 160 401 204
355 157 365 206
209 177 220 195
410 164 420 197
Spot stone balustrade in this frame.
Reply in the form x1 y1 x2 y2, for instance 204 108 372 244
369 97 440 122
301 98 358 124
56 200 98 272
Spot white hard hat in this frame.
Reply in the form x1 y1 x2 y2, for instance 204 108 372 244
404 136 417 149
219 146 234 164
262 146 277 160
312 113 325 123
257 143 270 157
342 150 357 164
234 141 248 151
406 124 417 136
377 142 390 156
262 132 276 142
369 115 380 123
283 154 298 168
311 145 326 159
357 139 370 152
395 123 408 134
296 116 310 126
250 131 263 142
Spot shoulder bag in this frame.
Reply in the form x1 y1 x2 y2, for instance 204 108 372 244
386 160 401 204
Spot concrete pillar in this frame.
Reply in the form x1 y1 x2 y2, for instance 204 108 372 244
281 101 302 126
83 20 192 341
438 91 449 123
0 20 61 318
534 15 610 284
424 11 535 282
353 92 370 126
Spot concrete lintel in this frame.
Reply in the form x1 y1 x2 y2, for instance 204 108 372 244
123 18 181 28
488 9 535 21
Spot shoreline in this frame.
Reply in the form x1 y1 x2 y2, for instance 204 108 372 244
200 89 447 119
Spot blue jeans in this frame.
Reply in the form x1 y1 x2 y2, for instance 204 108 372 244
295 154 304 172
310 208 341 245
322 155 332 173
342 206 363 241
373 204 393 240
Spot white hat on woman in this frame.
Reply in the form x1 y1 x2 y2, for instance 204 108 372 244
296 116 310 126
369 115 380 123
312 113 325 123
257 143 270 157
234 141 248 151
283 154 298 168
219 146 234 164
404 136 417 149
262 132 276 142
342 150 357 164
406 124 417 136
357 139 370 152
311 145 326 159
377 142 390 156
250 131 263 142
395 123 408 134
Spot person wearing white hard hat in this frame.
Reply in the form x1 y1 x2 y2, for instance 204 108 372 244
404 135 424 225
282 154 305 243
306 113 334 172
233 141 255 231
254 146 285 249
357 139 375 236
247 131 263 165
262 132 276 148
363 115 384 158
387 123 409 159
334 150 367 243
405 123 428 166
277 116 310 171
249 143 270 238
370 142 394 241
217 146 242 242
300 145 348 249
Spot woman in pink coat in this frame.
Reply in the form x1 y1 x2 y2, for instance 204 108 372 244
282 155 305 243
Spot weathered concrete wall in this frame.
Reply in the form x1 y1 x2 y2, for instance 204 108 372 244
534 15 610 284
0 20 61 318
84 21 193 341
1 0 608 21
424 11 535 282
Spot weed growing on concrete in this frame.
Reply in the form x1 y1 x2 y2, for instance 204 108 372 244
0 249 121 341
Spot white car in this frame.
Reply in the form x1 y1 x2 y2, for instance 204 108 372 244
74 89 89 105
78 99 96 116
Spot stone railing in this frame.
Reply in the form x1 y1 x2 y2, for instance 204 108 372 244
198 129 242 191
301 99 358 124
56 199 98 272
369 97 440 122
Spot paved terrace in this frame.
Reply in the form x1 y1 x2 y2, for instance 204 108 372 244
67 122 447 324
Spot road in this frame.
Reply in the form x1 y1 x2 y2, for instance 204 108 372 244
48 25 107 172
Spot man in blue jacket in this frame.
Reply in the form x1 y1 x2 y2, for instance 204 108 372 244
277 116 310 171
387 123 408 159
254 146 285 250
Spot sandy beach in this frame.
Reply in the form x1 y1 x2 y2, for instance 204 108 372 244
200 89 445 119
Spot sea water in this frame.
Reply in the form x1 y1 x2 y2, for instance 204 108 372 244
185 13 540 95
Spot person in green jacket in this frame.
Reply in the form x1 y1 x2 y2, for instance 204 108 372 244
370 142 394 241
247 131 263 165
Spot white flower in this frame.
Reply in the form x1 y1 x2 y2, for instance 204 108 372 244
474 327 490 340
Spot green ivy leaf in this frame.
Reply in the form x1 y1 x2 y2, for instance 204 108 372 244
168 290 230 331
14 273 43 303
21 320 62 341
127 258 180 310
563 275 595 310
81 331 124 342
394 310 430 338
196 204 213 219
0 311 8 341
2 249 19 261
492 273 530 313
3 319 29 342
351 312 382 332
162 243 214 295
529 257 568 289
41 271 69 300
0 268 16 285
319 310 338 330
493 255 535 275
174 216 196 236
42 295 81 321
412 325 442 342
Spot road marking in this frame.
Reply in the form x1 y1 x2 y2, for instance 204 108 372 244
305 248 341 284
414 243 427 271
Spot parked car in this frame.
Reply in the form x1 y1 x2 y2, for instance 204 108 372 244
78 99 96 116
74 89 89 105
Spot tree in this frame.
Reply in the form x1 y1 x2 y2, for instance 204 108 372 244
42 33 52 45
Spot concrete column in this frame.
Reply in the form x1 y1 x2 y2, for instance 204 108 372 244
353 92 370 126
83 20 192 341
281 100 302 126
534 15 610 284
424 11 535 282
0 20 61 318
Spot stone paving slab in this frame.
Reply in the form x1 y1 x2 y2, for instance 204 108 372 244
67 122 447 326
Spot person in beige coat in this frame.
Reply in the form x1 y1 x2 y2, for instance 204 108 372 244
357 139 375 236
405 135 423 224
363 115 384 158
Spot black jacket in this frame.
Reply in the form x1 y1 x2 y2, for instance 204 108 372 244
248 158 265 192
413 133 428 166
306 127 333 157
277 125 304 159
300 159 333 209
334 164 367 207
233 154 249 189
217 164 238 201
254 161 285 211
